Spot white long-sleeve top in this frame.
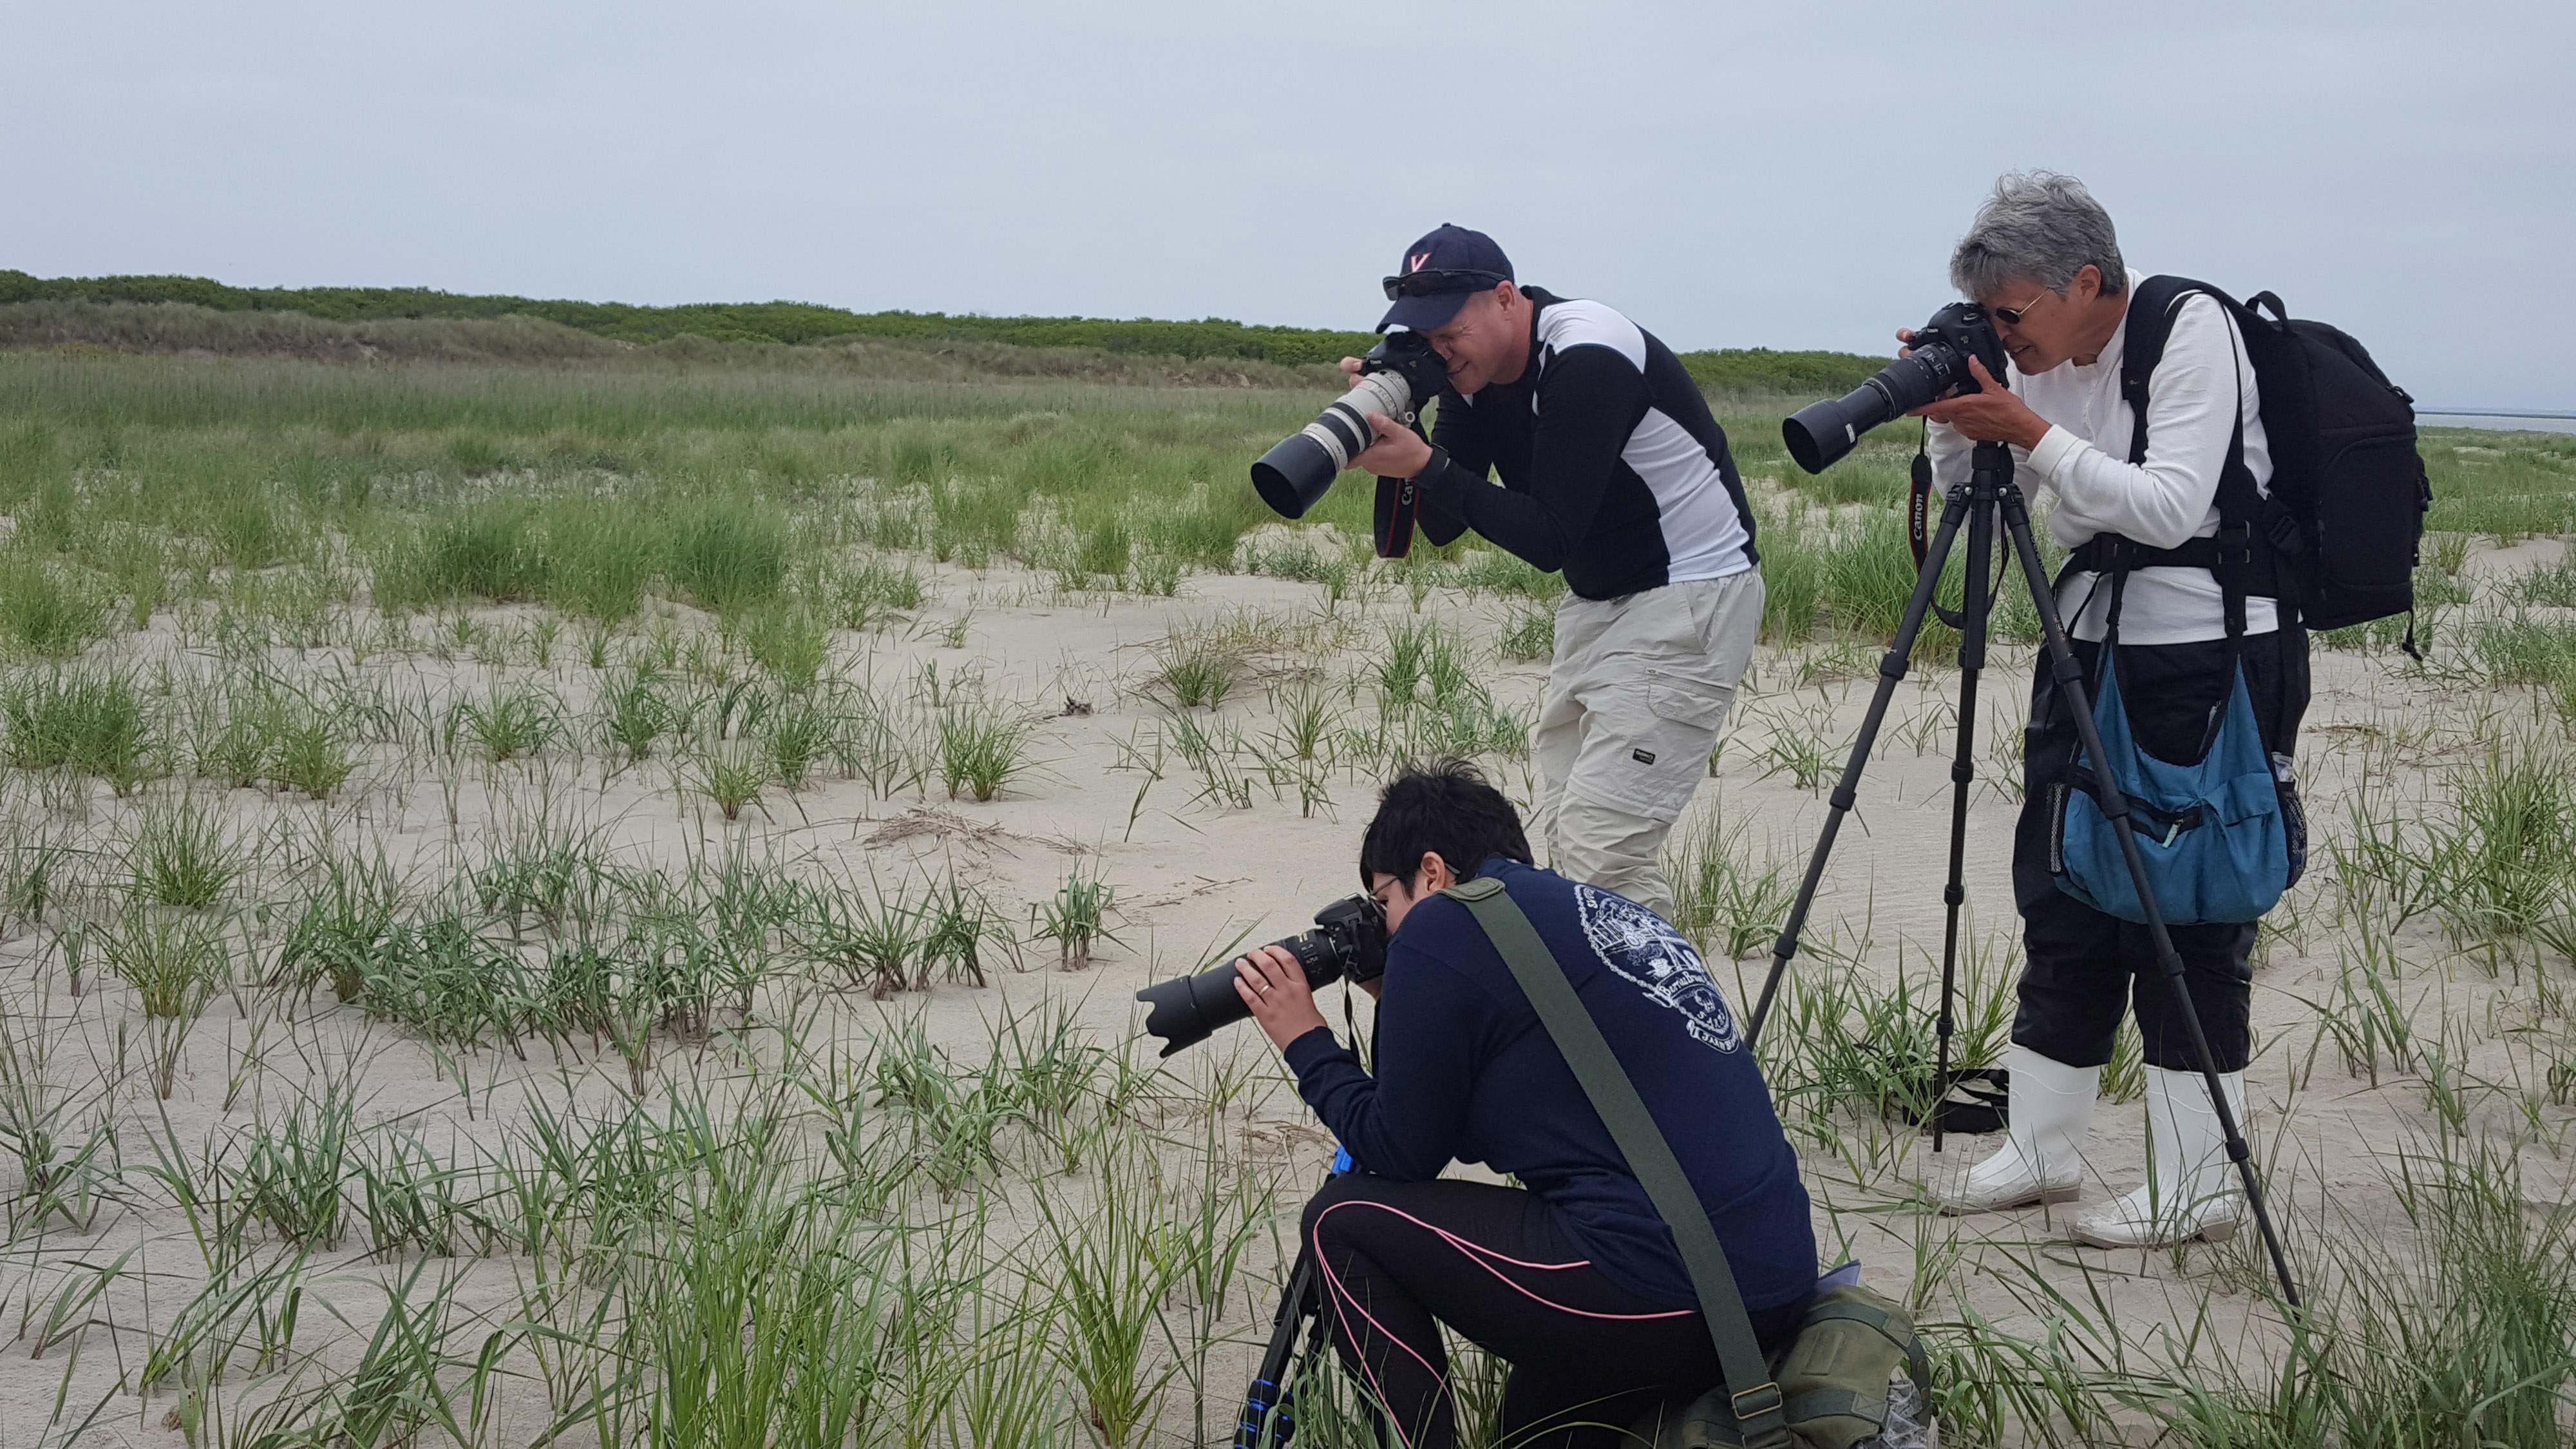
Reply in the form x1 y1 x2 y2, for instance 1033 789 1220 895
1928 268 2275 645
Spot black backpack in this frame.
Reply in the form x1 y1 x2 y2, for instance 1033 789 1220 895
2073 275 2432 643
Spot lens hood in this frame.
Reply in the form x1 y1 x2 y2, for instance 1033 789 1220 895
1785 383 1896 474
1251 433 1339 519
1135 966 1248 1059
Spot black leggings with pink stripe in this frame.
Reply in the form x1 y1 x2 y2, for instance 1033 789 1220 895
1297 1175 1805 1449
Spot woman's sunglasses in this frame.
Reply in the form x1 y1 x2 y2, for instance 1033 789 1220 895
1991 289 2054 327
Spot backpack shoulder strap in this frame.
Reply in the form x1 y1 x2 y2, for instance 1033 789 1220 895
1439 876 1789 1449
2103 276 2268 643
2120 274 2219 467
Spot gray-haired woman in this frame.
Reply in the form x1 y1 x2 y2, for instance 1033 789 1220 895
1908 171 2307 1251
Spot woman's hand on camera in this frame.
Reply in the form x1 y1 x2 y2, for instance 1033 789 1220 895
1349 412 1433 478
1233 945 1328 1052
1916 357 2050 448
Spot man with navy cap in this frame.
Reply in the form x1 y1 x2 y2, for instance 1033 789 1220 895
1343 225 1764 920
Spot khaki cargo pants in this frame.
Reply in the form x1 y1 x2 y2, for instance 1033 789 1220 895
1532 569 1763 920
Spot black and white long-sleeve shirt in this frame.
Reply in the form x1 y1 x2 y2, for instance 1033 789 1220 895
1412 289 1759 601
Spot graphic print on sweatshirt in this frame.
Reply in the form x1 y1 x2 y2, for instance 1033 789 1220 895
1575 884 1740 1053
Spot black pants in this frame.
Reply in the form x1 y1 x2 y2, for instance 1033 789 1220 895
1298 1175 1806 1449
2010 625 2309 1074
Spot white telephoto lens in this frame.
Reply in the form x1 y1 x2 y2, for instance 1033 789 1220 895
1300 371 1416 469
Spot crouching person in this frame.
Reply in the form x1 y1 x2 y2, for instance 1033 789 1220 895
1230 761 1814 1449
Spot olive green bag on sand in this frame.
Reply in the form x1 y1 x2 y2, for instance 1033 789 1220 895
1442 880 1933 1449
1634 1283 1931 1449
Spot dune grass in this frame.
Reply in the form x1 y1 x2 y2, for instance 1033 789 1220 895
0 337 2570 1446
1 348 2560 658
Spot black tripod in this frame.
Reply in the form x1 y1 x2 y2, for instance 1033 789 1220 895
1740 440 2300 1309
1234 1256 1332 1448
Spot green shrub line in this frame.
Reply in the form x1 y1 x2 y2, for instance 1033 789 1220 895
0 268 1892 395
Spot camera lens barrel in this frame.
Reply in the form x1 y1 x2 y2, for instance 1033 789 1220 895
1783 382 1897 475
1249 371 1416 520
1780 345 1967 475
1133 929 1347 1058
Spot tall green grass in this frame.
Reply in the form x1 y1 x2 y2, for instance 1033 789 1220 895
3 355 2551 630
2423 428 2576 539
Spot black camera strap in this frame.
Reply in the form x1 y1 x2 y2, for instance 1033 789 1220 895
1374 474 1420 560
1908 428 1935 574
1440 877 1790 1449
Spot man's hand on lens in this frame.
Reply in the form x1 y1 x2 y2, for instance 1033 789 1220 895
1233 944 1328 1052
1350 413 1434 478
1914 355 2051 451
1336 355 1436 478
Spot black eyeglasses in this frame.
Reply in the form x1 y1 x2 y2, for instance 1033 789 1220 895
1382 268 1508 301
1991 289 2054 327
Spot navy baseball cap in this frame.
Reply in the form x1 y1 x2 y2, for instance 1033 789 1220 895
1377 223 1514 332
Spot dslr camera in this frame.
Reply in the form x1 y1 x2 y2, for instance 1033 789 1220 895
1134 894 1388 1057
1782 301 2011 473
1249 330 1452 531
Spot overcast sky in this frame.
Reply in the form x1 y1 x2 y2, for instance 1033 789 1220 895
5 1 2566 408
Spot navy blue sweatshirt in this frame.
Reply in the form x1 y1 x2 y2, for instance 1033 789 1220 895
1283 858 1815 1312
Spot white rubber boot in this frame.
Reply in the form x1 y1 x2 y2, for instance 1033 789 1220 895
2073 1067 2246 1247
1937 1045 2098 1215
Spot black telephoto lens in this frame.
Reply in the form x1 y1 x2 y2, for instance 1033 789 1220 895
1133 960 1260 1059
1782 346 1975 473
1134 894 1384 1057
1782 303 2003 475
1134 933 1345 1058
1783 379 1902 475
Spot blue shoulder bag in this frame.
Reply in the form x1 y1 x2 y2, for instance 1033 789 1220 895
2045 586 2287 925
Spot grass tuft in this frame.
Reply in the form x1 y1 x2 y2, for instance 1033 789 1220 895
940 699 1037 802
668 497 790 615
0 556 111 656
1 668 155 790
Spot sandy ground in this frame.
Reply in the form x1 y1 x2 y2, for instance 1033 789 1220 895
0 536 2565 1446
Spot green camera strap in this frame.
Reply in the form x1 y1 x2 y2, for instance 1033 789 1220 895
1440 877 1788 1448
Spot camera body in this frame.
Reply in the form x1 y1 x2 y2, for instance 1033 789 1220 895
1359 328 1455 408
1251 331 1452 521
1134 893 1390 1057
1269 893 1390 988
1783 301 2012 474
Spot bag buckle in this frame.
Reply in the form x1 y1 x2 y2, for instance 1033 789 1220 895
2217 522 2255 567
1730 1381 1783 1422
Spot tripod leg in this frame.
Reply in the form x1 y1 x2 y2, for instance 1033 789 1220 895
1236 1256 1319 1448
1932 498 1994 1153
1748 486 1974 1050
1994 484 2302 1310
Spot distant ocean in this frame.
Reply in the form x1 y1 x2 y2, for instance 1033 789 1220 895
2419 410 2576 435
